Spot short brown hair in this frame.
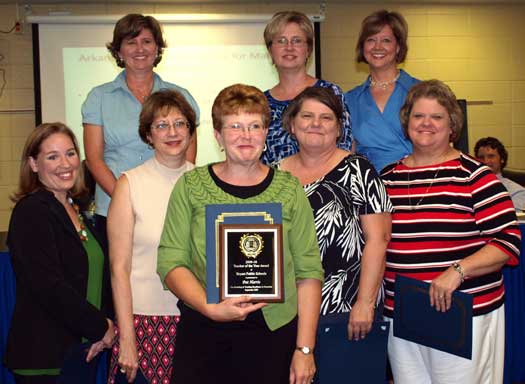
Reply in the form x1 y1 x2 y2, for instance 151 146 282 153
282 86 343 141
106 14 166 68
11 123 85 202
264 11 314 56
139 89 198 145
356 10 408 64
400 80 464 143
212 84 270 132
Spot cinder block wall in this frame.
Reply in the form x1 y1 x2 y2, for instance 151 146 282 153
0 1 523 230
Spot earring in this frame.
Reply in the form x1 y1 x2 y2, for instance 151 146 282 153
263 143 267 152
147 142 154 150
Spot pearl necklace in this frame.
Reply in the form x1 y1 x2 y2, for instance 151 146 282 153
370 71 400 90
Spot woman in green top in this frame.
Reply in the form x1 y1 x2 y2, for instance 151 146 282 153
6 123 115 384
157 84 324 384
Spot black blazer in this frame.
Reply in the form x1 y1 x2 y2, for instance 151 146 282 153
5 189 108 370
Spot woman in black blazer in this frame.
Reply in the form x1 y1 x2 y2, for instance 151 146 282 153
5 123 115 384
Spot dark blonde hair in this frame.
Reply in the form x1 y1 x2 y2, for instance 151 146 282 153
356 10 408 64
211 84 270 132
106 14 166 68
400 80 464 143
139 89 198 145
264 11 314 56
282 86 343 141
11 122 85 202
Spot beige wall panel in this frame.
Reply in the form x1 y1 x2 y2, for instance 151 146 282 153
511 125 525 147
469 7 523 37
469 37 511 60
429 37 470 59
0 40 10 65
0 209 10 231
9 65 34 90
0 162 16 186
406 37 429 60
448 81 512 104
467 59 514 81
0 139 12 161
508 147 525 169
10 114 35 137
513 102 525 125
468 103 512 127
403 13 428 37
0 91 10 110
513 83 525 102
425 59 471 82
322 37 354 62
8 39 32 66
10 137 26 162
9 89 34 110
0 186 13 210
468 124 511 152
428 13 468 37
0 116 11 137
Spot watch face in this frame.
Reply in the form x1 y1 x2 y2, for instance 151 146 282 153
298 346 311 354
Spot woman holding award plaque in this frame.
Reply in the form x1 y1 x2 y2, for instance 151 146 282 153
278 86 393 341
157 84 324 384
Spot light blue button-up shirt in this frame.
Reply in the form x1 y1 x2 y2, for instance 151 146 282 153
345 69 419 173
82 70 199 216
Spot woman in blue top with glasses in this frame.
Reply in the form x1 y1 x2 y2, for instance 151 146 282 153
261 11 352 165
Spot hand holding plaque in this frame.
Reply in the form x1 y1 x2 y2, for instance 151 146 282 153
219 224 284 302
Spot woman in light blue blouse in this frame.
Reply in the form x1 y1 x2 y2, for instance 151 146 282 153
345 10 419 173
261 11 352 165
81 14 199 316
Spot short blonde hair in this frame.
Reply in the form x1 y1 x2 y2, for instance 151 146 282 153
264 11 314 55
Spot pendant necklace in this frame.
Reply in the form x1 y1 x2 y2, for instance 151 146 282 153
406 150 451 209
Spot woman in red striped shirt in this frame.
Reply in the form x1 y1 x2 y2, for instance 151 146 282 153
381 80 520 384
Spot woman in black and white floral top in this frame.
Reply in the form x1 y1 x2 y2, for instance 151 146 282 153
278 86 392 340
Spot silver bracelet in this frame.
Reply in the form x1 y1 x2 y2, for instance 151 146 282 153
452 262 465 283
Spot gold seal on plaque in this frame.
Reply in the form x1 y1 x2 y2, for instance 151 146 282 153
239 233 264 258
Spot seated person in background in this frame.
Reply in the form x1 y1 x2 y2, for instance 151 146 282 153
475 136 525 211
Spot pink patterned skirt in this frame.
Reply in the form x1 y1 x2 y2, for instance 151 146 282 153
109 314 180 384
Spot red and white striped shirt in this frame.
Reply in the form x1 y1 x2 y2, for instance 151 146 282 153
381 153 520 317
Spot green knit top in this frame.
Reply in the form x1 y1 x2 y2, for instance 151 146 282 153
157 165 323 331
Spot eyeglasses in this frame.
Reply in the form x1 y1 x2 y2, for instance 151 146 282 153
273 37 306 47
151 120 189 131
223 122 266 133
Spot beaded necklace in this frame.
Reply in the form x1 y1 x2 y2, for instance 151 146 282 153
67 197 88 242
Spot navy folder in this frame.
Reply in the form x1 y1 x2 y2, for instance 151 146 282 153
316 313 389 384
393 275 473 359
205 203 282 303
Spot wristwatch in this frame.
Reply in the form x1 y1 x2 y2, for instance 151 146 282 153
296 346 313 355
